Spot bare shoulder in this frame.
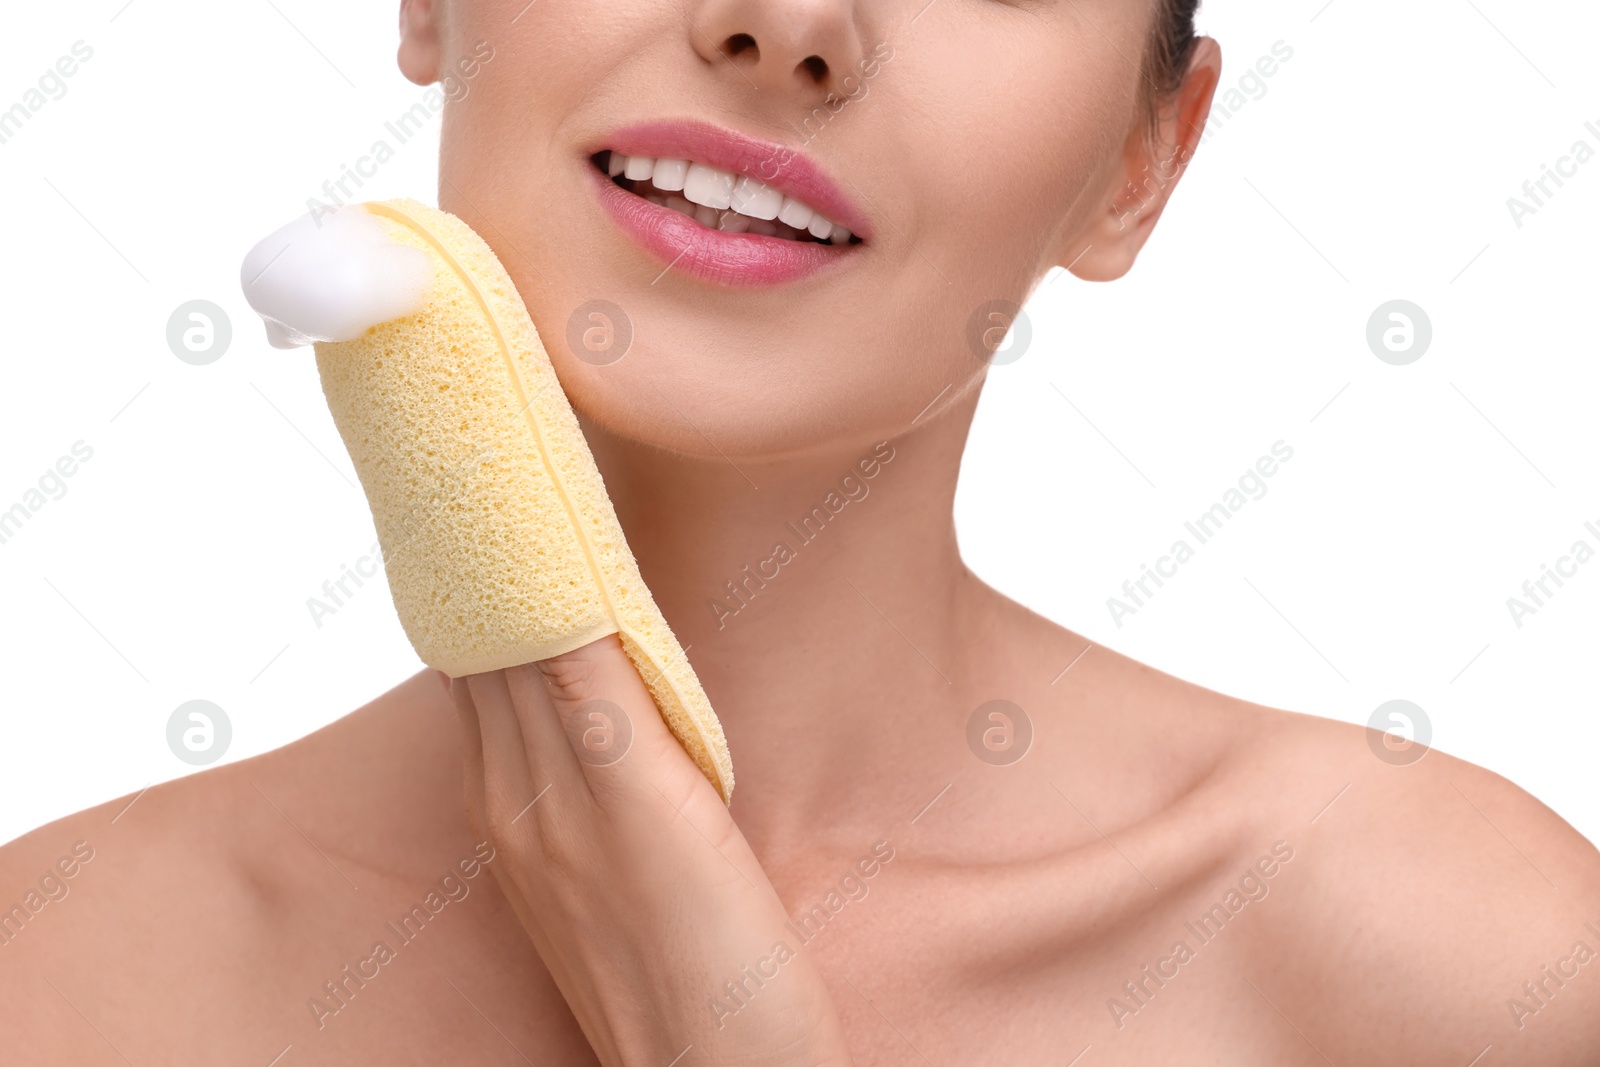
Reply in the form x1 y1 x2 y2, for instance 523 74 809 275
0 669 474 1059
0 754 281 1057
1200 689 1600 1065
994 623 1598 1061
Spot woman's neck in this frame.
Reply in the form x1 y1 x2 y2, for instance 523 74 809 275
582 388 997 843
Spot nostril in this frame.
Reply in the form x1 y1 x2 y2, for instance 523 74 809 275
723 33 757 59
800 55 828 82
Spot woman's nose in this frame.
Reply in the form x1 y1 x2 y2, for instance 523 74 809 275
686 0 868 97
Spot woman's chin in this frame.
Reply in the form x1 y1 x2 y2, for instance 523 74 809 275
558 372 890 465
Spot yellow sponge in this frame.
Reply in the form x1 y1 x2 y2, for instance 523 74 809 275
312 198 733 802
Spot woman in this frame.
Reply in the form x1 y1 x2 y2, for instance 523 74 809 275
4 0 1598 1062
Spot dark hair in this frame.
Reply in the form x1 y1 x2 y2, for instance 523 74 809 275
1143 0 1201 132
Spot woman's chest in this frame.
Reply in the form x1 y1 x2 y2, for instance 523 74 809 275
270 812 1313 1065
267 867 1316 1067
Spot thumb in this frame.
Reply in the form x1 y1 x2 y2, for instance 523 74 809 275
520 633 710 807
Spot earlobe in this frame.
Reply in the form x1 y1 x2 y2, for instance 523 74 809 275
1064 36 1223 283
398 0 443 86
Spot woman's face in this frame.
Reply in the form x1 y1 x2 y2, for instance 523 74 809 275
403 0 1196 459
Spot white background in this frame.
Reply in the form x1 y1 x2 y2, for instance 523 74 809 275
1 0 1595 847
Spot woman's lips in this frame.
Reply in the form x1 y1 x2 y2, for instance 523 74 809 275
586 118 870 287
588 165 859 287
599 119 873 240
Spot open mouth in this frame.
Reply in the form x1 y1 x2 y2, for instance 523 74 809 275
592 150 864 246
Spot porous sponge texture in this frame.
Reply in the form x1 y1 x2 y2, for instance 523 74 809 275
313 198 733 802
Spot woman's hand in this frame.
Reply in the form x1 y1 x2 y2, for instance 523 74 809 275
448 635 853 1066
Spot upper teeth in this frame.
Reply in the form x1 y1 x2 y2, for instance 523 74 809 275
607 152 854 244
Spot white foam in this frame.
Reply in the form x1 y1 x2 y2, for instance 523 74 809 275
239 205 432 349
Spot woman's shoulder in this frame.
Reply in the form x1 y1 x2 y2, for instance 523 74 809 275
0 669 481 1056
0 755 292 1056
0 668 467 907
0 742 271 949
1072 639 1597 887
1145 665 1600 1063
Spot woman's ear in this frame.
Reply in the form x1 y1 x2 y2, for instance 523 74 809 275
398 0 444 86
1066 36 1222 282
